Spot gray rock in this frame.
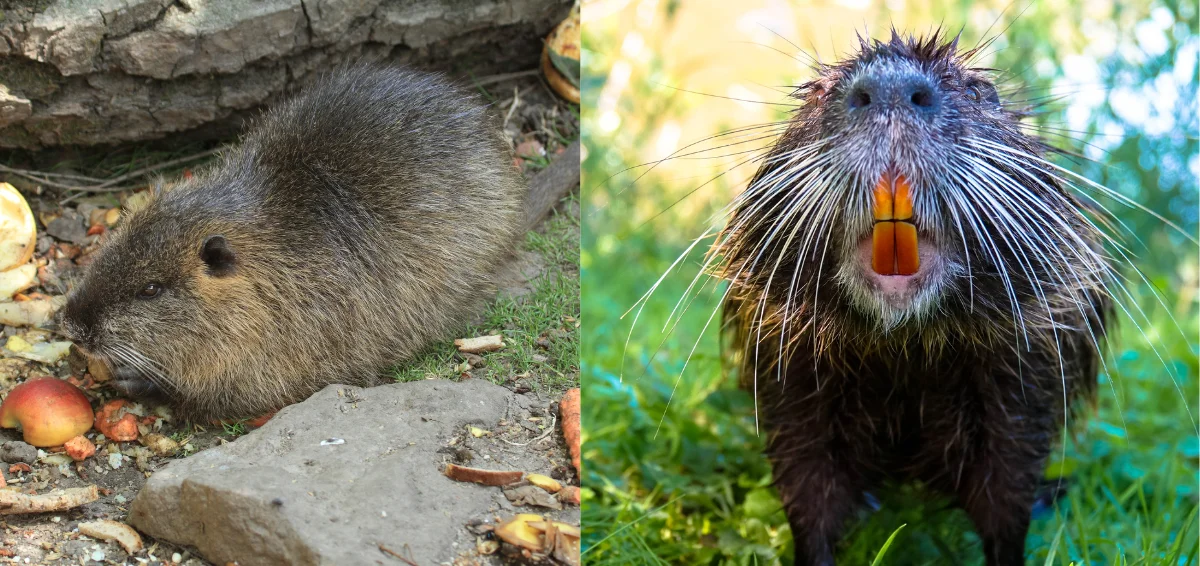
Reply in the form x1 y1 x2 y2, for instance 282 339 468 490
0 0 573 149
45 210 87 244
0 86 33 128
129 379 568 566
0 440 38 465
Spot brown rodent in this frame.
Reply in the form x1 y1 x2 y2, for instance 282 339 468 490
60 64 525 422
717 32 1111 565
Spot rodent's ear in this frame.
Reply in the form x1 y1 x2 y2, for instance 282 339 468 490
201 235 238 278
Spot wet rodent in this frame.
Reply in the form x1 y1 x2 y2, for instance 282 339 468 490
717 32 1112 565
60 64 525 422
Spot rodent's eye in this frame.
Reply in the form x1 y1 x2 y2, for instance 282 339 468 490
136 283 163 300
966 86 981 102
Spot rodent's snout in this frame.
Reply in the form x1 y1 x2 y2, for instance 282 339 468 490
845 67 940 119
59 291 100 348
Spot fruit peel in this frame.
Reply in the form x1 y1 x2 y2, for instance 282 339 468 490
94 399 139 442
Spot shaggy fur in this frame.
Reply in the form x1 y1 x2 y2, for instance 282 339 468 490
61 64 525 421
718 32 1113 565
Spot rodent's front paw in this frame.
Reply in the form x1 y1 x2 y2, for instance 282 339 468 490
110 367 164 399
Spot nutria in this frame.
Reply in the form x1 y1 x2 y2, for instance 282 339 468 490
59 64 526 422
715 32 1112 565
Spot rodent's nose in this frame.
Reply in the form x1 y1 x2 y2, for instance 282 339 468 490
61 293 99 344
845 69 940 117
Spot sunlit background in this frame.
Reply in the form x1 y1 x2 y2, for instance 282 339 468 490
581 0 1198 563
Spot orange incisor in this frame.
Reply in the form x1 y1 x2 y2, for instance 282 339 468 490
871 172 919 276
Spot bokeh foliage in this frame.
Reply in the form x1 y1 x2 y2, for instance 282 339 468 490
581 0 1198 564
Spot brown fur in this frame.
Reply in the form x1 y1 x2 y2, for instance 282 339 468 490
61 64 525 421
717 32 1113 565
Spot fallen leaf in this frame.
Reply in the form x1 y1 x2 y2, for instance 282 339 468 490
504 485 562 510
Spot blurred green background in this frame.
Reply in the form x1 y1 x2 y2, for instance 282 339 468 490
580 0 1199 564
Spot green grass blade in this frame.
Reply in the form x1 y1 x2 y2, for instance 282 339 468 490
1044 523 1067 566
870 524 907 566
583 493 688 556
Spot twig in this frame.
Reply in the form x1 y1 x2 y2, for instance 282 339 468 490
0 165 103 184
503 86 521 128
498 413 556 447
473 69 540 88
0 164 101 192
0 148 222 201
0 485 99 514
76 147 222 192
377 543 418 565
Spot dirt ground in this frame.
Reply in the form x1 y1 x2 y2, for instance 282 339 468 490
0 73 579 565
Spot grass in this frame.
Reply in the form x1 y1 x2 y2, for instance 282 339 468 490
580 225 1199 565
392 194 581 394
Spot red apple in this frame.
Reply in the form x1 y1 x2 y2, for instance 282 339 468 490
0 377 94 447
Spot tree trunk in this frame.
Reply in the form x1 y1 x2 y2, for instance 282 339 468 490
0 0 572 150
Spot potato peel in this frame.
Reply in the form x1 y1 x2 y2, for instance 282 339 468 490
494 514 581 566
444 463 522 486
526 474 562 493
78 519 144 554
453 335 505 354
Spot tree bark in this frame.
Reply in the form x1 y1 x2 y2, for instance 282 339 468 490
0 0 572 150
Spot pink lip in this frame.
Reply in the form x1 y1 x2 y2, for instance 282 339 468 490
855 236 937 300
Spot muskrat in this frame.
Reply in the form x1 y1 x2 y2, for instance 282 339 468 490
716 32 1112 565
59 64 525 422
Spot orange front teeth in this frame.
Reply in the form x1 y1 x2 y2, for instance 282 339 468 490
871 171 918 276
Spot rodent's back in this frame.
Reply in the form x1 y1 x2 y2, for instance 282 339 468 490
63 64 525 420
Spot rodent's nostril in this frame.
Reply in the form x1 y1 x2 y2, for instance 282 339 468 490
847 87 872 110
846 70 939 117
909 86 935 109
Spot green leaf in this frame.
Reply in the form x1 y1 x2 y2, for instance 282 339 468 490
742 488 780 519
548 49 580 89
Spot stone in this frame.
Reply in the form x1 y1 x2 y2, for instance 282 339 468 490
44 211 87 245
128 379 575 565
0 0 573 149
0 440 38 465
0 86 33 128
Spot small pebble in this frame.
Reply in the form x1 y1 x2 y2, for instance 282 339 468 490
90 550 104 562
172 553 182 563
107 453 122 470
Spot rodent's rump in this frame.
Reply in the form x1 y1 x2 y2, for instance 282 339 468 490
61 64 526 421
